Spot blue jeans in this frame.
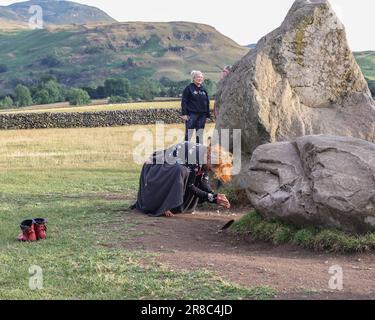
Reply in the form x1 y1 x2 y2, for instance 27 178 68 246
185 113 207 144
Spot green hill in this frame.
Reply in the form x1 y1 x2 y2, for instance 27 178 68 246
0 0 371 98
0 17 28 30
1 0 116 26
355 51 375 80
0 21 249 96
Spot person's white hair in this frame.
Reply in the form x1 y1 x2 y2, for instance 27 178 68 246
191 70 204 81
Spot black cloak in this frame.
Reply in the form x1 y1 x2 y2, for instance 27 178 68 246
134 142 216 216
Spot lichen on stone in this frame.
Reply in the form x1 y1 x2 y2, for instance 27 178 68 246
294 16 314 66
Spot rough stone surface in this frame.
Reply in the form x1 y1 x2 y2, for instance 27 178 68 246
215 0 375 155
242 135 375 234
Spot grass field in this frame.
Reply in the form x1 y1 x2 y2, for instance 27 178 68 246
0 99 215 115
0 100 182 114
0 124 273 300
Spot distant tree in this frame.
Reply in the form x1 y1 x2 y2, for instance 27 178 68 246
95 86 106 99
129 84 141 101
15 85 33 107
204 79 217 96
33 89 50 105
158 86 169 97
33 78 63 104
81 87 97 99
0 96 13 109
109 96 130 104
132 78 161 100
159 77 190 97
67 88 91 106
0 64 8 73
81 86 107 100
104 78 131 97
43 80 63 102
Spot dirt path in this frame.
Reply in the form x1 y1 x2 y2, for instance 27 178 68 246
119 208 375 300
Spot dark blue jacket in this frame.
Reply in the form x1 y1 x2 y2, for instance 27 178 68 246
181 83 210 117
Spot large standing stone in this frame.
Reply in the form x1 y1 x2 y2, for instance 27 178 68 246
215 0 375 156
243 135 375 234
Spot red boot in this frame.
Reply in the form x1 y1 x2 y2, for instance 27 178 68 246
17 220 37 242
34 218 48 240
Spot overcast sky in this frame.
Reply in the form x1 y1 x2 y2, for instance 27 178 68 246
2 0 374 51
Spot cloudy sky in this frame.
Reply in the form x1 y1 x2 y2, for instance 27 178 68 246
2 0 374 51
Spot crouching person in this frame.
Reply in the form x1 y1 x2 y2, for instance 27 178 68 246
133 142 232 217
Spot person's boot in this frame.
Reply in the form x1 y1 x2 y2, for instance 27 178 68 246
17 220 37 242
34 218 47 240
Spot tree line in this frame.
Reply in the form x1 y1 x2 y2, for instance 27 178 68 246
0 76 218 109
0 75 91 109
83 77 216 103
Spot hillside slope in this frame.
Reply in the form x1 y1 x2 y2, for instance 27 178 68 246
354 51 375 80
0 0 116 26
0 21 249 95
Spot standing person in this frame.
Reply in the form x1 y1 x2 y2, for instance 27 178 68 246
181 71 210 144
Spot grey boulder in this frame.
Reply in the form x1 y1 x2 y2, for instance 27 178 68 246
242 135 375 234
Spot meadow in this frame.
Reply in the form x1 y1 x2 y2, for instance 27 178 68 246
0 100 182 114
0 124 272 300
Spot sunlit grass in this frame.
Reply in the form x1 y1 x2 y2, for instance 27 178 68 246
0 124 215 169
0 124 275 300
0 100 215 114
0 101 181 114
